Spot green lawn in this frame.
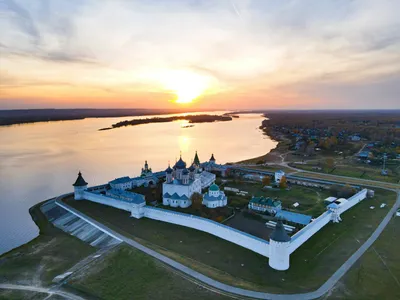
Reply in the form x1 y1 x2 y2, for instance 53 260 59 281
69 245 231 300
291 162 400 184
326 217 400 300
65 188 397 294
223 181 331 217
0 201 95 286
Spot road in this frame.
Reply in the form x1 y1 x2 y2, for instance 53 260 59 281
55 189 400 300
0 283 85 300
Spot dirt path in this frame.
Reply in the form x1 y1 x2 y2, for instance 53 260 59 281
0 283 85 300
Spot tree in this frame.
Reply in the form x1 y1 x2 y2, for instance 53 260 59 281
190 192 203 209
325 157 335 170
262 176 271 186
279 176 288 189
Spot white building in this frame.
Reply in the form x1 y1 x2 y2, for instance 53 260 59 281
201 154 229 177
73 172 146 219
275 170 285 184
200 171 216 188
202 183 227 208
109 161 158 190
162 156 202 208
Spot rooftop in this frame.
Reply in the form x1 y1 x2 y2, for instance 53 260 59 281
275 210 312 225
109 176 131 185
270 220 291 242
73 172 88 187
250 196 281 207
106 188 145 204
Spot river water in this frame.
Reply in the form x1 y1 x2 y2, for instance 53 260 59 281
0 112 277 254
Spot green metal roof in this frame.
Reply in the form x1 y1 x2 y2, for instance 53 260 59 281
250 196 281 207
209 183 219 191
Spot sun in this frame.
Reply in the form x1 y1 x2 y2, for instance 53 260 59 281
161 70 210 104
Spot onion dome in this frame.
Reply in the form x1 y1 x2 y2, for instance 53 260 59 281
270 220 291 242
209 183 219 192
73 171 88 187
165 165 173 174
182 168 189 175
210 153 215 161
175 156 187 169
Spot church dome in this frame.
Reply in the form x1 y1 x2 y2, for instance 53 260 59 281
175 156 187 169
182 168 189 175
209 183 219 192
165 165 173 173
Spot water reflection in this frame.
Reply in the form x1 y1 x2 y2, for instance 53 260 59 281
0 112 277 254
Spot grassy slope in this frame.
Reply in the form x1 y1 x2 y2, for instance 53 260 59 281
0 201 95 286
69 245 230 300
326 217 400 300
65 188 396 294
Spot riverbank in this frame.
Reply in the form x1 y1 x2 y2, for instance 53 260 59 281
0 200 231 300
0 200 95 287
0 108 208 126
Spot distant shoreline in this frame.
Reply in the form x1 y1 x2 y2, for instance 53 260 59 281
0 108 219 127
99 114 233 131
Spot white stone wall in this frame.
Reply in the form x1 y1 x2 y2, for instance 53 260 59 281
288 189 368 254
288 211 332 254
144 207 270 257
83 191 145 219
338 189 368 214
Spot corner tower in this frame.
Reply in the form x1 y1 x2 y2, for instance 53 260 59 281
73 171 88 200
268 220 291 270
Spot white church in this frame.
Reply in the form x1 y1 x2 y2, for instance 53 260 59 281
202 183 227 208
162 152 228 209
162 156 202 208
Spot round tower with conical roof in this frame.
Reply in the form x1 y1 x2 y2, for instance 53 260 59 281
268 220 291 270
73 171 88 200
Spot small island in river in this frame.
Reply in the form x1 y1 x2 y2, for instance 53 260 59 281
99 114 232 131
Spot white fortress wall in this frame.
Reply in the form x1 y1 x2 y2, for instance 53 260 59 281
288 211 332 254
288 189 368 254
83 191 132 212
338 189 368 214
144 207 270 257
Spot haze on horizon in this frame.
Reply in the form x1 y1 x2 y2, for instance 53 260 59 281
1 0 400 110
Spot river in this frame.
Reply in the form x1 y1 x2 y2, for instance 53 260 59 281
0 112 277 255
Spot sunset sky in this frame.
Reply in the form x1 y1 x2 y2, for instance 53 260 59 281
1 0 399 110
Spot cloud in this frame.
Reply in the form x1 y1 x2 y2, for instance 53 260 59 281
0 0 400 109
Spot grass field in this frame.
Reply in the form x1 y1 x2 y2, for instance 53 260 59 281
69 245 231 300
326 217 400 300
297 171 400 189
223 181 331 217
291 162 400 184
0 201 95 287
65 188 397 294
